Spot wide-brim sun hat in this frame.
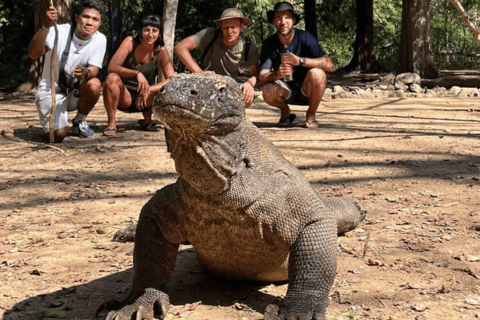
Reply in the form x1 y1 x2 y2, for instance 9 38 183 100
214 8 250 26
267 1 301 25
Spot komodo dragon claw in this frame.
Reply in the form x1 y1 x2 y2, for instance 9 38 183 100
112 224 136 243
98 288 169 320
264 297 327 320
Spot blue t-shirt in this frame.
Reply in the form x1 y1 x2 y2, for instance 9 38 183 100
261 29 326 85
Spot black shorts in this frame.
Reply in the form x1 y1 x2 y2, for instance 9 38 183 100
284 81 309 106
122 88 152 113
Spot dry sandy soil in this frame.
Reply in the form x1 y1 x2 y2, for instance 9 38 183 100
1 86 480 320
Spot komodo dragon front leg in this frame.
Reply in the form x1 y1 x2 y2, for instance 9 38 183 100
98 188 183 320
265 219 337 320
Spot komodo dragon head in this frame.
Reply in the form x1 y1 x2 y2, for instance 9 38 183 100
153 73 245 137
152 73 247 194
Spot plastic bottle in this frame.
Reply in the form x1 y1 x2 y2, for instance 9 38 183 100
282 49 293 82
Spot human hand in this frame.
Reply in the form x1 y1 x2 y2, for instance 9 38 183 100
136 89 150 110
136 72 150 94
241 82 254 106
276 63 293 79
280 52 300 67
201 70 214 75
45 6 58 28
73 65 89 81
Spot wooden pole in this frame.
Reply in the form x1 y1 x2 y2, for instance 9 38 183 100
48 0 58 143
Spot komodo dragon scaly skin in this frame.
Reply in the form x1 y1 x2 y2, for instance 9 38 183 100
101 74 366 320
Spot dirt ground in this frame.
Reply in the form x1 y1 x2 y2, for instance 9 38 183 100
1 87 480 320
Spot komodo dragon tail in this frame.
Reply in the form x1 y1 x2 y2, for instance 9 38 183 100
320 197 367 236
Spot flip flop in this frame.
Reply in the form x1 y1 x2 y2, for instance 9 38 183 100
103 127 117 136
305 120 320 129
277 113 296 127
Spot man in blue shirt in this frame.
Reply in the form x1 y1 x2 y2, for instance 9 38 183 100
259 2 333 128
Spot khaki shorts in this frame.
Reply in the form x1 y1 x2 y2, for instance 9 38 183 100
36 89 80 133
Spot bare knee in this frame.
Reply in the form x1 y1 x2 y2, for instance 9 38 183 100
306 68 327 84
82 77 102 99
104 73 122 88
262 83 284 105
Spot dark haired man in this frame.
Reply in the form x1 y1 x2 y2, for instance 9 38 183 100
28 0 107 142
174 8 260 108
260 2 333 128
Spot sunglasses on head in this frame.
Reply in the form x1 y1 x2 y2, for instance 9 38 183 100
142 15 160 24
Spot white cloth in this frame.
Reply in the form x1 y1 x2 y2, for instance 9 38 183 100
36 23 106 132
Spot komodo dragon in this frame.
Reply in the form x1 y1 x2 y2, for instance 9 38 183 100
100 73 366 320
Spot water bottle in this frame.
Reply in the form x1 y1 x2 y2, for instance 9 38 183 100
281 49 293 82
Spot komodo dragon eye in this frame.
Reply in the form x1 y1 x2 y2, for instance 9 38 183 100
214 81 228 94
190 89 199 95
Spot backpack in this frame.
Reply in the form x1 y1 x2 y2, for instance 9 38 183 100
200 29 252 71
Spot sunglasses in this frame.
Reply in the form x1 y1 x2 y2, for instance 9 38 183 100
141 15 161 24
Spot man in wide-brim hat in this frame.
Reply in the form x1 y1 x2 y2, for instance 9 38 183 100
259 1 334 128
175 8 260 108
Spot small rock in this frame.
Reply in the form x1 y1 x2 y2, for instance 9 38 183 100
411 303 426 312
333 85 345 93
410 84 423 93
394 82 409 91
396 72 421 85
466 255 480 262
460 88 480 97
449 86 462 96
465 298 480 305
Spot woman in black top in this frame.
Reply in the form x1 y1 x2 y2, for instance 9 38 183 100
103 15 174 136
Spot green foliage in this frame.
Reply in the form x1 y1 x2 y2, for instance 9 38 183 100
372 0 402 72
430 0 480 69
2 0 480 90
314 0 356 68
0 0 34 89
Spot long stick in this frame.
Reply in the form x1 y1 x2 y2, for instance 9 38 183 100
48 0 58 143
448 0 480 47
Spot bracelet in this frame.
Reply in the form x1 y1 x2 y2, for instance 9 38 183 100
84 67 90 78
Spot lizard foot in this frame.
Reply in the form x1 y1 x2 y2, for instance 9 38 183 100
97 288 169 320
264 296 327 320
112 224 137 242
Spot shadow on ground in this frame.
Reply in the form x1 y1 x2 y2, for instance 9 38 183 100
3 247 283 320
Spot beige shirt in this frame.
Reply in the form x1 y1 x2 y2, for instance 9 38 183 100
192 27 260 79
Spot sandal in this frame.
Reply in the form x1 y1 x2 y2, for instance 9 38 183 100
277 113 296 127
305 120 320 129
103 127 117 136
138 120 160 132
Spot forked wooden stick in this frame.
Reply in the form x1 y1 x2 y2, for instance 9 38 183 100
448 0 480 47
48 0 58 143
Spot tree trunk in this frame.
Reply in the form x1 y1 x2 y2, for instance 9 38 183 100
110 0 122 54
397 0 439 79
343 0 377 72
17 0 72 92
161 0 178 80
304 0 317 39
